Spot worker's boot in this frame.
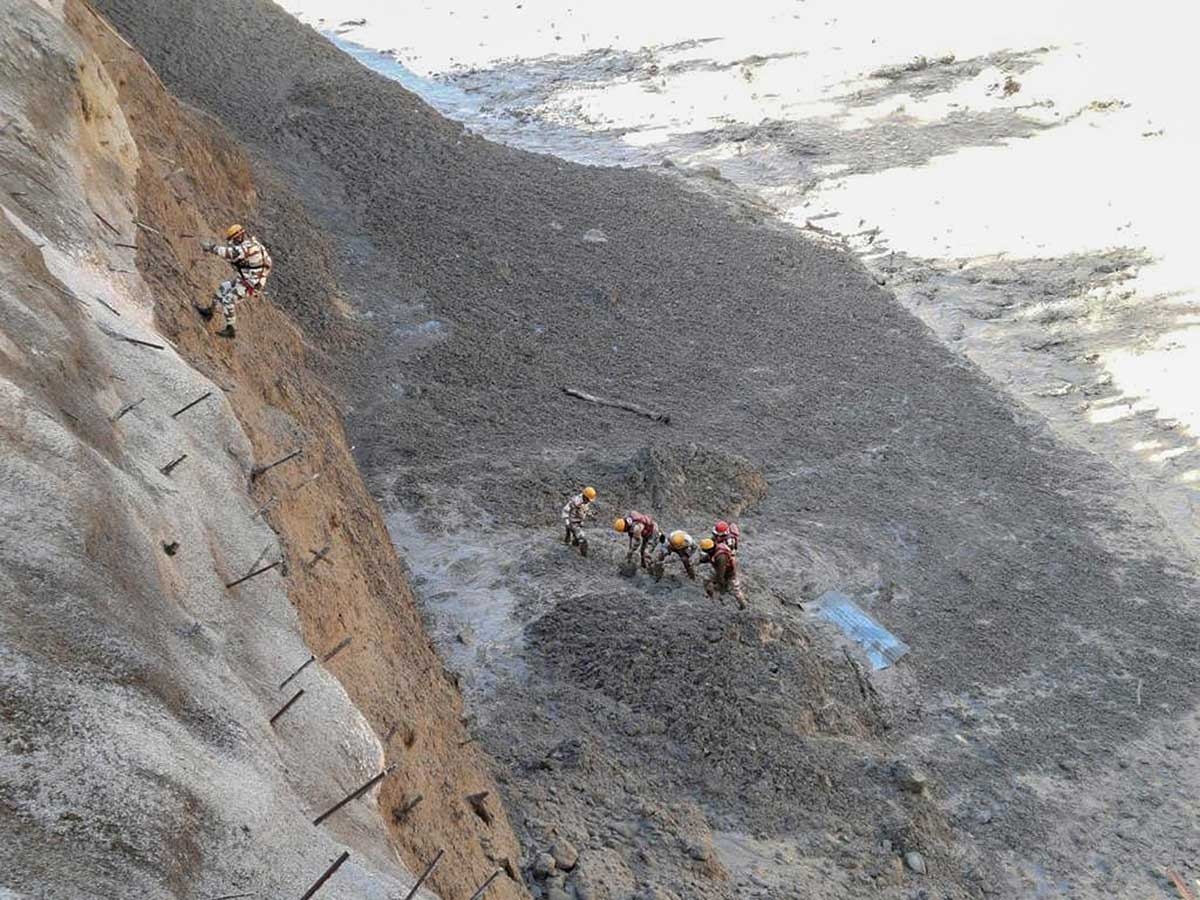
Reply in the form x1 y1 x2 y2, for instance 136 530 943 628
194 301 214 320
216 323 237 339
579 538 589 558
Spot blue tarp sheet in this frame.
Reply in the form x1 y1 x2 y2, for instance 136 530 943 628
814 591 910 670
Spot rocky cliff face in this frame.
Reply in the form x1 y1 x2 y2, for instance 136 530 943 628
0 2 526 897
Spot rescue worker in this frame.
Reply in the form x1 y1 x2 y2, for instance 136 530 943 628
652 529 699 581
561 486 597 556
197 224 273 338
712 520 734 549
702 538 746 609
613 511 658 569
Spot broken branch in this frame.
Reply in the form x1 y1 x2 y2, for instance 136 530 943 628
562 386 670 424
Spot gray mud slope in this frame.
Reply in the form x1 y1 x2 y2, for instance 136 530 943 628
97 0 1200 895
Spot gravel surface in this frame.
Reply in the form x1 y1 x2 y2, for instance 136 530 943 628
95 1 1200 895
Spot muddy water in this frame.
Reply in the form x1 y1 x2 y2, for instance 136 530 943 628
385 510 528 699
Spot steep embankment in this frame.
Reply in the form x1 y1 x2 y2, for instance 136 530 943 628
91 1 1200 898
1 2 526 897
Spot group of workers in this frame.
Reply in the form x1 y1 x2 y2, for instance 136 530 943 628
561 487 746 609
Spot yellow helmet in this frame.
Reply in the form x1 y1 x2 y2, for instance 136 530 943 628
613 517 628 533
582 486 597 501
225 223 246 242
699 538 715 552
669 530 688 550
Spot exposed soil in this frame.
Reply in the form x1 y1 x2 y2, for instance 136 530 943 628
94 1 1200 897
49 3 530 898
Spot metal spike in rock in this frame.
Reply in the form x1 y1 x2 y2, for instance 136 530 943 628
279 654 315 690
401 849 444 900
224 559 281 589
321 636 353 664
298 851 350 900
111 397 144 421
468 870 503 900
94 296 121 316
312 765 396 827
171 391 212 418
269 689 304 727
251 448 302 481
160 454 188 476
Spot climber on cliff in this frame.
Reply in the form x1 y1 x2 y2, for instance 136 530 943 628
196 224 273 338
561 486 597 556
702 538 746 609
651 529 699 582
614 511 659 569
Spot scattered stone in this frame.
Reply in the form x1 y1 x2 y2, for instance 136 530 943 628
975 807 993 825
547 888 571 900
892 760 932 797
572 848 635 900
533 853 556 878
904 851 928 875
551 839 579 871
581 228 608 244
686 840 710 861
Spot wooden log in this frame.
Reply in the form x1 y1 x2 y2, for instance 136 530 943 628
112 241 139 249
225 559 281 589
468 870 502 900
279 654 315 690
206 892 255 899
269 689 304 727
312 765 396 826
171 391 212 418
562 386 670 424
400 849 443 900
298 851 350 900
251 448 302 481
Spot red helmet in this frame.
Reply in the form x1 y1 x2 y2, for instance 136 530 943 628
713 521 730 539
